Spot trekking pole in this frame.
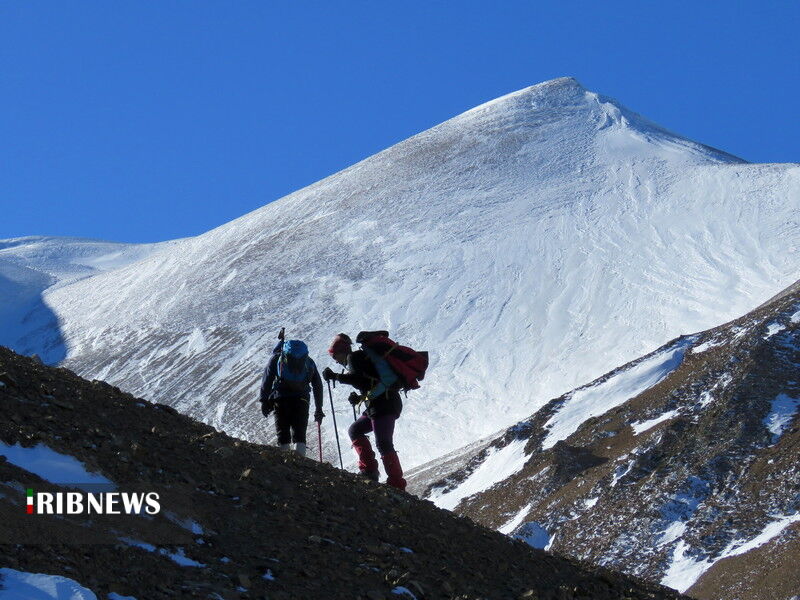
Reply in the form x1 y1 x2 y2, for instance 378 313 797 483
316 421 323 463
327 380 344 469
339 369 357 422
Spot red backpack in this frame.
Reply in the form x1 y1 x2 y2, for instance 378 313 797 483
355 331 429 391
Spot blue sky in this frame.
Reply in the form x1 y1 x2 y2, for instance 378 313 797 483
2 1 798 243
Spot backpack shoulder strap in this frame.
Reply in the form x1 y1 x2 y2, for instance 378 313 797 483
303 357 314 380
361 346 399 399
274 352 286 384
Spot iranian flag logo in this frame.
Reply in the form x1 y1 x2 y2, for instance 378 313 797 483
27 488 34 514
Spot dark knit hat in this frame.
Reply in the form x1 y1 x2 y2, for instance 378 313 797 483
327 333 353 356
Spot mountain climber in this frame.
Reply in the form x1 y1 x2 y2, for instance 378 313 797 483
321 333 406 491
259 339 324 457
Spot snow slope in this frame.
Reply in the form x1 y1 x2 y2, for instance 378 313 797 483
541 338 694 450
0 237 172 362
0 442 114 488
2 77 798 469
0 568 99 600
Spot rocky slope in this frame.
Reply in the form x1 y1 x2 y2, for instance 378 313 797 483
409 280 800 600
0 347 688 600
2 77 798 470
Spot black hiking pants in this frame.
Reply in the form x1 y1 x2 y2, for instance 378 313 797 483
273 397 310 444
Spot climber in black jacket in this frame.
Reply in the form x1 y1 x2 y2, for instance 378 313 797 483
260 339 324 457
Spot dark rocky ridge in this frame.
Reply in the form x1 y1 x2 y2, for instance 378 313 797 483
410 281 800 600
0 347 686 600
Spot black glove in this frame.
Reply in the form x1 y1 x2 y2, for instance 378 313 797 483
347 392 362 406
322 367 337 382
260 399 274 418
314 409 325 423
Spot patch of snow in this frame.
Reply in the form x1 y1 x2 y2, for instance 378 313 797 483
2 481 27 496
429 439 529 510
696 372 732 409
118 538 204 567
610 459 635 487
721 513 800 558
631 410 681 435
119 537 156 552
690 339 723 353
164 512 204 535
662 513 800 592
108 594 137 600
0 567 97 599
731 326 751 340
765 322 786 338
791 309 800 324
660 540 712 593
0 442 114 488
660 476 708 522
262 570 275 581
584 497 599 509
213 402 227 429
498 502 534 535
219 557 231 563
697 391 714 408
657 521 687 546
764 394 800 444
359 564 381 573
399 547 414 554
653 476 710 549
514 521 551 550
542 339 693 449
165 547 205 568
392 586 418 600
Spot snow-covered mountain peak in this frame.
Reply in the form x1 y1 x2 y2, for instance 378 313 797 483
458 76 588 118
439 76 740 166
2 79 798 470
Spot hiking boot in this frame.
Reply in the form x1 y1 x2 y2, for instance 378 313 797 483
278 443 291 452
294 443 306 457
358 470 379 482
381 452 407 491
351 436 379 473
